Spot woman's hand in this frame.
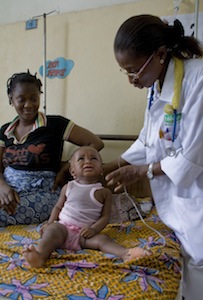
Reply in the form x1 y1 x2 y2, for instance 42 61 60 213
105 165 148 193
0 181 20 214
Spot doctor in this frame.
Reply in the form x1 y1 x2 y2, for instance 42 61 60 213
105 14 203 300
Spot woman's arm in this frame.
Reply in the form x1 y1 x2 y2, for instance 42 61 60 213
54 124 104 189
53 161 72 189
68 124 104 151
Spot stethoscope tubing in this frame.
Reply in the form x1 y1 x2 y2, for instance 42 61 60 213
172 109 177 143
145 83 177 156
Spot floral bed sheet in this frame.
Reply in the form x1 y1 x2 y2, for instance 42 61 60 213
0 207 181 300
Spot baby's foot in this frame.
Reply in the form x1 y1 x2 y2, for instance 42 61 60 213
123 247 151 262
22 244 45 268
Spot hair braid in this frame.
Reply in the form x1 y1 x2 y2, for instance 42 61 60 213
7 70 43 104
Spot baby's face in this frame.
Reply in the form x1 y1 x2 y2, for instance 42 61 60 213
70 147 102 183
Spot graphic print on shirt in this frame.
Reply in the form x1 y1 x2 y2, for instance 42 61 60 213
2 143 50 168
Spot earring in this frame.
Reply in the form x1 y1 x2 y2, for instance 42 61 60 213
160 59 164 65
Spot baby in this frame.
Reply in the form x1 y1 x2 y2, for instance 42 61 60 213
23 146 151 267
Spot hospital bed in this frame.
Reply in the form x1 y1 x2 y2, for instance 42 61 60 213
0 135 181 299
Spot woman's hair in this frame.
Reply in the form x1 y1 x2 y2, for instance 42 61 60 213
114 14 203 59
7 70 43 104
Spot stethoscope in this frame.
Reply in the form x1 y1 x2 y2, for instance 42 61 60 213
144 82 178 157
165 109 177 157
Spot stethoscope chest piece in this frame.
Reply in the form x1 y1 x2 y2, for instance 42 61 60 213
165 146 176 157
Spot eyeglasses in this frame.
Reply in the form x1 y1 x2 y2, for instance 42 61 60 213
120 52 155 80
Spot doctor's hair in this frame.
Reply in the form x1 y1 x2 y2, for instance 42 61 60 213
7 70 43 104
114 14 203 60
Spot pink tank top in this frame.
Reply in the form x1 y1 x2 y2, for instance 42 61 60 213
59 180 104 227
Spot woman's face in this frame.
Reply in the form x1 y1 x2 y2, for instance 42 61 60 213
115 50 165 89
10 82 40 124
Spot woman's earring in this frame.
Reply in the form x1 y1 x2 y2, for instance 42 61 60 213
160 59 164 65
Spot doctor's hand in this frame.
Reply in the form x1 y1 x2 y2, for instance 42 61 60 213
105 165 148 193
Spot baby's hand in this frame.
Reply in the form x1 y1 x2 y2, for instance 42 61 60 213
80 227 98 239
39 221 49 236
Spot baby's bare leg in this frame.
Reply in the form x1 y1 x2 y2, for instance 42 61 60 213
81 233 151 262
22 222 68 268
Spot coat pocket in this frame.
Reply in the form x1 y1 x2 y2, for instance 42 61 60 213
174 195 203 264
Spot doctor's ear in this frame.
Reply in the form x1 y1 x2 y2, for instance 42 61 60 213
156 46 168 64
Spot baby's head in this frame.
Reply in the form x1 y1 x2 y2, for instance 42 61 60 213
69 146 103 183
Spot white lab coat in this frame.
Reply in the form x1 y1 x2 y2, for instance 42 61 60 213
121 58 203 300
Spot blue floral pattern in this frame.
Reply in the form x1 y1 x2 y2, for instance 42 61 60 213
0 207 181 299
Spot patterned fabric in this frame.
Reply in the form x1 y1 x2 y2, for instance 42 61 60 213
0 166 60 226
110 193 153 223
0 207 181 299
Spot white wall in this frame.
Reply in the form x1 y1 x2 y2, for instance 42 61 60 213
0 0 202 162
0 0 140 25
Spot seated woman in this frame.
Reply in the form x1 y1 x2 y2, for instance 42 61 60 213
0 70 103 226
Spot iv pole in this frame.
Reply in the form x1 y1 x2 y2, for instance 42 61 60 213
194 0 199 39
32 9 59 114
43 13 47 115
173 0 199 40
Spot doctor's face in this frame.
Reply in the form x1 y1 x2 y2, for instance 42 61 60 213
115 50 164 89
